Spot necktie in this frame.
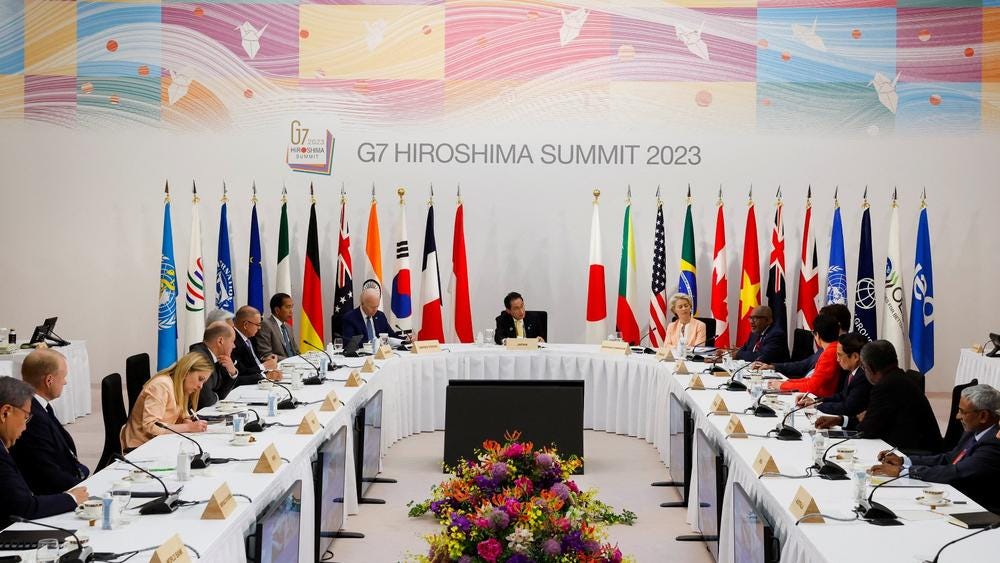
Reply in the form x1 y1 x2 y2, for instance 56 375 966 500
952 435 975 465
366 316 376 342
46 403 56 420
515 319 525 338
279 322 293 356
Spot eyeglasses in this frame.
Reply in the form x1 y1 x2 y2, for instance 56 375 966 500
4 404 32 423
243 320 262 328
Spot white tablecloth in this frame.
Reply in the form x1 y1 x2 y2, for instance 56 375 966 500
955 348 1000 389
0 340 92 422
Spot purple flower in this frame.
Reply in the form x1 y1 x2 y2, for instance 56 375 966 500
487 507 510 529
450 513 472 533
536 453 554 468
562 530 585 553
542 538 562 556
491 463 509 480
549 483 570 501
458 557 472 563
506 554 533 563
429 500 446 515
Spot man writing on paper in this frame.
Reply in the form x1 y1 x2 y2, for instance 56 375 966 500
232 306 282 387
870 384 1000 513
494 292 546 344
733 306 788 363
341 288 404 345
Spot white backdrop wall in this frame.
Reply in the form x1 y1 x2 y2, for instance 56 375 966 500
1 122 998 394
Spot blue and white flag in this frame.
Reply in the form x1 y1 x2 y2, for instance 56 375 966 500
216 193 235 313
853 203 877 341
826 200 848 305
248 197 264 313
157 185 178 370
910 203 934 373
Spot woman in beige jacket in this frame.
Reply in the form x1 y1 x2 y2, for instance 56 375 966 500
121 352 213 451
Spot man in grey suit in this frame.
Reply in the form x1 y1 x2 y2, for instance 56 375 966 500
255 293 298 361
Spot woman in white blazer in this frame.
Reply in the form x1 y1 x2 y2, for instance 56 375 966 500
664 293 706 349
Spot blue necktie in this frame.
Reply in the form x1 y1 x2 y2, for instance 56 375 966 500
280 322 293 356
366 316 376 342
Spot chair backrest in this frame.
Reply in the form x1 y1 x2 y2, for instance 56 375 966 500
905 368 926 395
943 378 979 452
531 310 548 342
97 373 127 471
790 329 815 362
125 353 150 414
695 317 717 347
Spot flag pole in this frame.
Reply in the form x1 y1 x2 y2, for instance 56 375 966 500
429 183 434 206
921 187 927 209
341 181 346 205
593 188 601 204
863 185 869 209
371 181 376 203
687 183 692 205
221 181 228 203
626 184 631 205
398 186 406 204
192 180 198 204
309 182 315 204
892 186 898 209
164 180 171 203
281 183 287 204
251 181 257 205
656 184 661 206
457 183 462 205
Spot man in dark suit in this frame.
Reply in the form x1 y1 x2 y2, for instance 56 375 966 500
192 322 239 409
756 303 851 378
0 376 87 528
9 350 89 495
870 384 1000 513
233 305 283 387
494 291 547 344
816 339 942 453
341 288 402 343
798 332 872 417
734 306 788 363
256 293 298 361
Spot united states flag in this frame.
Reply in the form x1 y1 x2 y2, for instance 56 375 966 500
648 201 668 347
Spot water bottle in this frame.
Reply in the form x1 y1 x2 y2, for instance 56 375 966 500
176 443 192 482
319 355 329 373
101 492 113 530
812 432 826 466
267 390 278 417
852 462 868 505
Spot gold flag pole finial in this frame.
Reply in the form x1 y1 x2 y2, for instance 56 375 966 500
251 181 257 205
397 187 406 204
862 185 869 209
191 180 199 204
281 183 287 204
457 183 462 205
806 184 812 209
309 182 315 204
164 180 171 203
221 181 229 203
371 182 376 202
593 188 601 203
921 187 927 209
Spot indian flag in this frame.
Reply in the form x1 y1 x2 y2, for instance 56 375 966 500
615 197 640 345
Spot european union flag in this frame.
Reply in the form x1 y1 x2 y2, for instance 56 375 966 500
216 201 235 313
157 192 178 370
248 203 263 313
910 205 934 373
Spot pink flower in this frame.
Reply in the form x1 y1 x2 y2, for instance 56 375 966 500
477 538 503 562
504 443 524 458
566 480 580 493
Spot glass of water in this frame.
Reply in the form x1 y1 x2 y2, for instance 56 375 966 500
35 539 60 562
333 337 344 355
379 333 389 348
484 328 495 345
111 480 131 524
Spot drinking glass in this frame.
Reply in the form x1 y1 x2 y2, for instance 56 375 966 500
111 480 131 524
333 337 344 355
379 333 389 348
484 328 495 345
615 332 623 341
35 539 60 562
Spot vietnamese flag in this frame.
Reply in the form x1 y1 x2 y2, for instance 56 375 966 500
736 196 761 347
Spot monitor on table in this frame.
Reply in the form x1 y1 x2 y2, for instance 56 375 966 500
250 480 302 563
315 425 351 559
696 427 728 561
668 393 693 503
732 482 779 563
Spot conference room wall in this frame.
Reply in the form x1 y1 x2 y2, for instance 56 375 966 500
0 122 998 396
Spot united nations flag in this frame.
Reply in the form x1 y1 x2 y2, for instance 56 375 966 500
157 184 178 370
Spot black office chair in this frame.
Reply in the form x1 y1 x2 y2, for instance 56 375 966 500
942 378 979 452
532 311 548 342
790 329 815 362
125 353 150 414
97 373 127 471
905 369 926 395
694 317 717 347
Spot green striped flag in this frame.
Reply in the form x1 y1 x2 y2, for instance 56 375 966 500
276 187 291 297
615 191 640 345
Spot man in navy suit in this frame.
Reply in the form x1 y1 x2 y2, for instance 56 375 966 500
232 305 283 387
341 288 403 344
870 384 1000 513
10 350 89 495
494 292 547 344
734 306 789 363
0 376 87 528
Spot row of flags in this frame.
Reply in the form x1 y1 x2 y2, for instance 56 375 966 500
592 187 935 374
156 183 935 376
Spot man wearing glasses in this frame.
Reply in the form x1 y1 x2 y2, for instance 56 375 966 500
733 306 789 363
0 376 88 528
232 305 283 387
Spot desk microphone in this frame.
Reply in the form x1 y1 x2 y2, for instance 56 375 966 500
291 349 325 385
9 516 90 562
718 360 756 392
746 390 793 418
815 432 864 480
926 521 1000 563
858 473 903 521
775 401 823 441
243 408 267 433
302 340 340 372
111 454 180 515
153 422 211 469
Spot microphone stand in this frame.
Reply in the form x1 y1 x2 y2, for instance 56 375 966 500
9 516 91 563
302 340 341 372
292 348 325 384
718 361 755 392
746 389 792 418
927 522 1000 563
815 433 863 480
858 473 903 522
153 422 211 468
243 408 268 433
112 454 180 515
775 401 823 441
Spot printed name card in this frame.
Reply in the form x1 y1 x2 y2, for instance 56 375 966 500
411 340 442 354
600 340 631 356
296 411 322 434
725 415 747 438
345 370 363 387
708 394 729 415
505 337 539 351
253 443 283 474
789 486 824 523
374 344 393 359
688 374 705 390
201 482 237 520
674 360 691 375
656 348 675 362
361 358 376 373
150 534 190 563
752 447 780 477
320 390 340 412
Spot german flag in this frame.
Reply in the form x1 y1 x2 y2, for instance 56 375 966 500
299 186 324 350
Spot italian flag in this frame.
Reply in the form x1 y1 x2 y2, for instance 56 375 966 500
615 199 640 345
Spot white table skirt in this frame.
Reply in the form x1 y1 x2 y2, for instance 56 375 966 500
955 348 1000 390
0 340 92 423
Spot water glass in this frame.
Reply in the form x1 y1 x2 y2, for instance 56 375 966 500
111 480 131 524
35 538 59 562
852 464 869 505
475 331 484 346
232 413 246 434
379 333 389 347
615 332 623 341
333 337 344 355
484 328 495 345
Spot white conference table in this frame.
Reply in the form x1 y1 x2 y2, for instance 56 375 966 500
4 343 998 562
0 340 92 423
955 348 1000 390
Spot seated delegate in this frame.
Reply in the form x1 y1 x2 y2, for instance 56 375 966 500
121 352 212 451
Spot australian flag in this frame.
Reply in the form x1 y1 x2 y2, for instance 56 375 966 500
909 205 934 373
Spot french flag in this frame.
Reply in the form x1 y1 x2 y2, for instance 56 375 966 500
418 201 444 342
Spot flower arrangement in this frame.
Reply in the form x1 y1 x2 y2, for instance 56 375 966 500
407 431 636 563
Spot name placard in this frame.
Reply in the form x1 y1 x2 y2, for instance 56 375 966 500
201 482 237 520
688 374 705 390
411 340 442 354
361 358 376 373
674 360 691 375
320 390 340 412
789 486 824 523
505 337 539 351
253 443 283 474
752 447 780 477
725 415 747 438
374 344 393 359
600 340 631 356
345 370 363 387
656 348 675 362
150 534 190 563
708 394 729 415
296 411 322 434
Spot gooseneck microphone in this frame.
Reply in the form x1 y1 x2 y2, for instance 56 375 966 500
243 408 267 433
927 521 1000 563
718 360 756 392
746 389 793 418
153 422 211 469
858 473 903 521
112 454 180 515
815 432 864 480
9 516 90 563
302 339 339 371
775 401 823 441
291 349 325 384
